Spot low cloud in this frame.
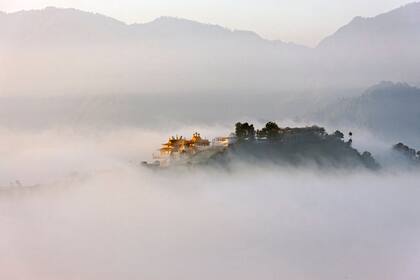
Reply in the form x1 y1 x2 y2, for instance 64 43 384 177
1 126 419 280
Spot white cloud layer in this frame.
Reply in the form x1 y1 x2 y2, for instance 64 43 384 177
1 127 419 280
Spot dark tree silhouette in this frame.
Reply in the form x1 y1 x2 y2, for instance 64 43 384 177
235 122 255 140
393 142 418 160
257 121 281 140
333 130 344 139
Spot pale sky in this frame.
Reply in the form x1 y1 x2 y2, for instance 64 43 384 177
0 0 414 46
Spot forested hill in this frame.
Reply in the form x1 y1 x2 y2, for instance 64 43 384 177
208 122 379 170
310 82 420 145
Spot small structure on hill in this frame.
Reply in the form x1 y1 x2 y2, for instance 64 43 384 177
146 132 225 168
158 133 210 157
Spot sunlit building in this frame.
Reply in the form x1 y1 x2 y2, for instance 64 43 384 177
148 132 231 168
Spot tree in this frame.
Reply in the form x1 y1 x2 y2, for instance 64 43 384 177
265 122 281 139
248 124 256 140
235 122 255 140
235 122 246 139
333 130 344 139
393 142 419 162
256 121 281 140
361 151 379 169
310 126 326 136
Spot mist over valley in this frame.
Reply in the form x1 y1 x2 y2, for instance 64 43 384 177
1 2 420 280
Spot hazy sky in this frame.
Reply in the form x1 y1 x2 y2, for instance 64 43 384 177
0 0 414 46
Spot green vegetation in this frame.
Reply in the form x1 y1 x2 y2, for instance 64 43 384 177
393 142 420 165
227 122 379 169
256 122 281 140
235 122 255 140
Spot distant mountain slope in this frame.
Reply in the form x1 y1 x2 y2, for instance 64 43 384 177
0 7 310 95
315 2 420 87
0 7 128 45
311 82 420 144
318 2 420 50
0 4 419 95
0 7 295 48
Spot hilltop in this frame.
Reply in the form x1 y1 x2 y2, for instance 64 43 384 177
145 122 379 170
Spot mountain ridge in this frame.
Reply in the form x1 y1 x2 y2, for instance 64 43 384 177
318 2 420 48
0 2 420 49
2 3 419 49
0 7 293 47
0 3 419 95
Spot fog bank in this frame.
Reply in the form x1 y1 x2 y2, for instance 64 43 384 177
1 127 419 280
